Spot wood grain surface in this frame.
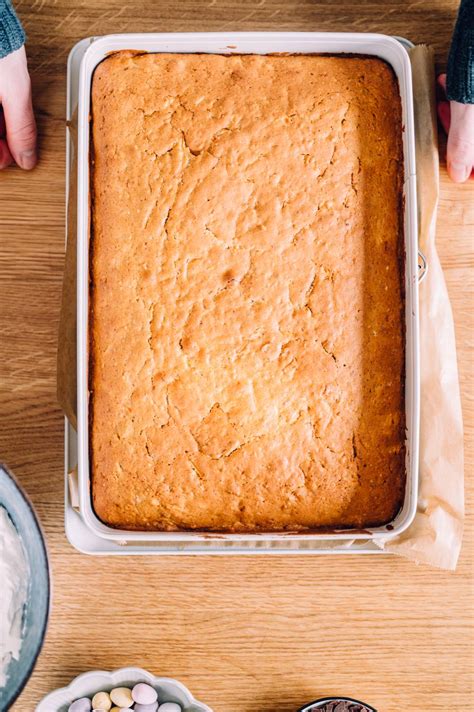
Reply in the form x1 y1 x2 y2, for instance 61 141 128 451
1 2 472 711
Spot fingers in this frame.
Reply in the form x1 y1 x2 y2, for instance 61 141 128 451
436 73 474 182
0 108 13 169
437 100 451 135
2 81 37 169
0 47 37 170
447 101 474 183
0 138 13 168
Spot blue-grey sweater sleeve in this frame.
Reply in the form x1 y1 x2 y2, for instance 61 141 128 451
446 0 474 103
0 0 25 60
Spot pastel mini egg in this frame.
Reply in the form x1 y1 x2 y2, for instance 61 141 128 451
158 704 182 712
68 698 92 712
134 704 158 712
92 691 112 711
132 683 158 705
110 688 133 708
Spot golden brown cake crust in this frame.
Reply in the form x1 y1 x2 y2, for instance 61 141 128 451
90 52 405 531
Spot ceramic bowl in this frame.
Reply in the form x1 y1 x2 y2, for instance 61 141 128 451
0 464 50 710
36 666 213 712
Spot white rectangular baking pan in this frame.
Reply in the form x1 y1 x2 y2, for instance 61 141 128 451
65 416 384 554
73 32 419 547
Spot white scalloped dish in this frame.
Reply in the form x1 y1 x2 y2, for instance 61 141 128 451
36 666 213 712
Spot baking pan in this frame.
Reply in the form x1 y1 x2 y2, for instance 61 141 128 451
72 33 419 546
65 415 385 554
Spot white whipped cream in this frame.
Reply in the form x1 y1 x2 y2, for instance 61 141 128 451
0 506 29 687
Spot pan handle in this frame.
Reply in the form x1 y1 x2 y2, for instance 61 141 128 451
418 249 428 283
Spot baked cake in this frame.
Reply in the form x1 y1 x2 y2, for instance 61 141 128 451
90 52 405 531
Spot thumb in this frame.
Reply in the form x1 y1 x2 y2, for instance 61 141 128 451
2 62 37 170
447 101 474 183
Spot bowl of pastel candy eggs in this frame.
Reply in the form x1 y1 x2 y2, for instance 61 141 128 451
69 683 179 712
36 667 212 712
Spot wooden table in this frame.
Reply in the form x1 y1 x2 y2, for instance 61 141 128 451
2 2 472 710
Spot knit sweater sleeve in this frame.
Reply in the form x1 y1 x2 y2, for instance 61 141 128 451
0 0 25 60
446 0 474 103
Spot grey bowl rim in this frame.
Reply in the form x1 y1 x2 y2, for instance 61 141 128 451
0 463 51 710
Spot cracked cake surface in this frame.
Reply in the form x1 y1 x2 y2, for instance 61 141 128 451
90 52 405 531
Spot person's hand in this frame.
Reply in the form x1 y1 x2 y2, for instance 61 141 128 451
0 46 37 170
437 73 474 183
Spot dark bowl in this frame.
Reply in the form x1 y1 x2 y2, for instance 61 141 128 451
298 697 376 712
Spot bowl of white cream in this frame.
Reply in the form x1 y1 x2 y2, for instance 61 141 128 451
0 464 50 710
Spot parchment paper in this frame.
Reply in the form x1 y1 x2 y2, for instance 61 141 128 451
375 45 464 569
57 45 464 568
57 117 77 431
